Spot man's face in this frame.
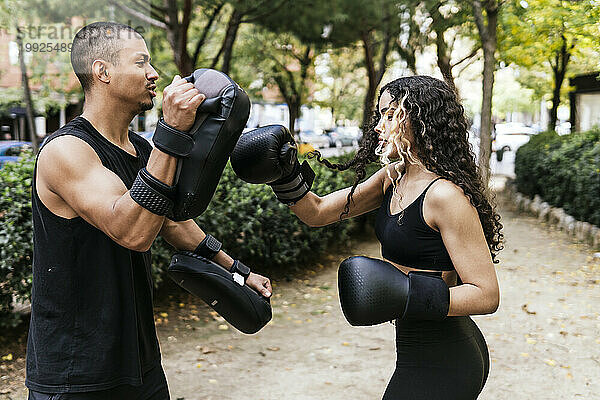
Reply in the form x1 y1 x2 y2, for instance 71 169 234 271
108 36 159 114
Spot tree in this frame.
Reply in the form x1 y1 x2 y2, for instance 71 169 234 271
109 0 225 75
236 26 316 133
313 46 367 124
471 0 500 186
324 0 400 130
111 0 289 76
499 0 600 131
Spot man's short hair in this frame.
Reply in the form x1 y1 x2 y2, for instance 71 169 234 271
71 22 143 93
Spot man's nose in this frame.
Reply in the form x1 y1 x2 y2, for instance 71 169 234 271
147 64 159 81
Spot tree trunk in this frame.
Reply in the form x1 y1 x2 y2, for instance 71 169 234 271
548 35 571 132
361 30 391 131
288 100 299 134
472 1 499 187
435 27 457 95
16 25 38 152
220 9 243 75
165 0 194 75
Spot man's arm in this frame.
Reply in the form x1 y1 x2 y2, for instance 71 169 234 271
159 219 272 297
159 219 234 269
37 136 176 252
36 75 205 252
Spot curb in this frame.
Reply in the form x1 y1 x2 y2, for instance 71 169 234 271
503 180 600 251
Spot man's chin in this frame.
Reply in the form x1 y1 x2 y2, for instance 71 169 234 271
139 99 154 112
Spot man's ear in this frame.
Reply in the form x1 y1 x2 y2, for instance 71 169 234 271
92 59 110 84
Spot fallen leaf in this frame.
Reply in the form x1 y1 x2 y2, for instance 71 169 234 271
521 304 537 315
544 359 557 366
1 354 13 361
267 347 280 352
218 324 229 330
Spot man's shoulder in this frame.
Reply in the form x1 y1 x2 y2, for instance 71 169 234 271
42 117 91 147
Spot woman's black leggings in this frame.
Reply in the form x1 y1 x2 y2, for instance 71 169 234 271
382 316 489 400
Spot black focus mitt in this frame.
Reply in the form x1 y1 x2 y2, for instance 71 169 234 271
167 251 272 334
162 69 251 221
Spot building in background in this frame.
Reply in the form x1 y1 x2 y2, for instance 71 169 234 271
569 72 600 133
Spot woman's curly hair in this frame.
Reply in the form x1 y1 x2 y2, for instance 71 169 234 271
308 75 504 263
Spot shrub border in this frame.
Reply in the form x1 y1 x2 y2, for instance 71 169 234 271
505 179 600 250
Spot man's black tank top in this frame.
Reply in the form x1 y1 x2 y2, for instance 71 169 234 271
375 177 454 271
26 116 160 393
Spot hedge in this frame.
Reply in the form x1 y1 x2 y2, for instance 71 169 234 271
0 150 379 328
514 128 600 226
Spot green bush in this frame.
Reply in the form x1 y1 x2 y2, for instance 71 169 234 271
515 129 600 226
0 152 35 328
0 150 381 327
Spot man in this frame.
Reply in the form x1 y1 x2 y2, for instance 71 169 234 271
26 22 272 400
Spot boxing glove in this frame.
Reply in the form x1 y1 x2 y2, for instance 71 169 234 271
338 256 450 326
231 125 315 205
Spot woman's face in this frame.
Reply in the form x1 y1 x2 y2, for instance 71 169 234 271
374 90 414 159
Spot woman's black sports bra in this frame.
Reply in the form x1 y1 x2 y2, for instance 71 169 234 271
374 177 454 271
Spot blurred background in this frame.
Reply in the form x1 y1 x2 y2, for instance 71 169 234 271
0 0 598 177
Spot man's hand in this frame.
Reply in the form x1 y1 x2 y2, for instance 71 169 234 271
246 272 272 298
162 75 205 132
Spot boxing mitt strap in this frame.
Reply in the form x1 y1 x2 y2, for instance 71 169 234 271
130 168 174 216
152 118 194 158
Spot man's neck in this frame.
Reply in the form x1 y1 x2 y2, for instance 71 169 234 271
81 94 137 146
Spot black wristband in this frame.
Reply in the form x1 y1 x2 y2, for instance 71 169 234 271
230 259 251 286
193 234 222 260
270 160 315 205
139 168 176 200
130 169 174 216
152 118 194 157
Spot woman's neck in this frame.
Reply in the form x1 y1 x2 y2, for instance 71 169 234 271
403 160 434 181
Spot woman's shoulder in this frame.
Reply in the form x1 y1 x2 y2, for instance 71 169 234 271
426 178 474 213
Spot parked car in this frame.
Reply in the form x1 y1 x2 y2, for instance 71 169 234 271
0 141 32 168
326 126 362 148
492 122 536 153
298 129 330 149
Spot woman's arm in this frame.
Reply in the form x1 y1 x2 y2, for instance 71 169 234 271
426 181 500 316
290 166 390 227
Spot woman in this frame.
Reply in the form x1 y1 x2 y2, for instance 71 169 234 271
232 75 503 399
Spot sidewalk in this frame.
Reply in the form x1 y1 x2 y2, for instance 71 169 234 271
1 192 599 399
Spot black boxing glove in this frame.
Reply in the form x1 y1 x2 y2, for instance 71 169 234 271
337 256 450 326
231 125 315 205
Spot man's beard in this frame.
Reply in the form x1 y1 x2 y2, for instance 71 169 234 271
138 97 154 113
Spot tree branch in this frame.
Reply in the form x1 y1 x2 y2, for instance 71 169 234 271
133 0 167 14
193 3 224 66
451 47 478 68
108 1 167 29
240 0 289 24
